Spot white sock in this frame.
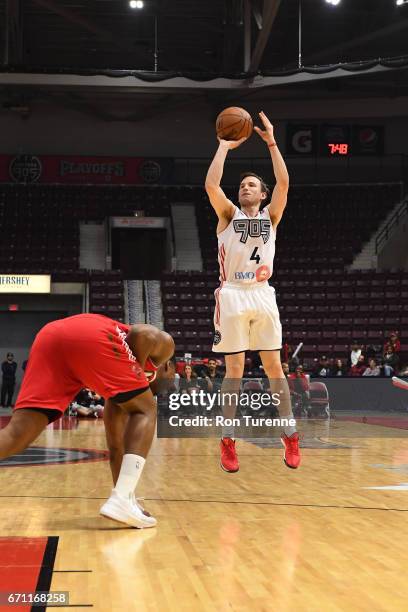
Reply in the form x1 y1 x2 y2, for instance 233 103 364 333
284 423 297 437
114 454 145 498
222 425 235 439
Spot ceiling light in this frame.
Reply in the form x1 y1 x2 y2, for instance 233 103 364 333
129 0 144 9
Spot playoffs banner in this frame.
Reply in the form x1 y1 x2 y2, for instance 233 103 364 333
0 154 173 185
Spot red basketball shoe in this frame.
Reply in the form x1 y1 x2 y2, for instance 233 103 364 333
220 438 239 473
281 432 301 469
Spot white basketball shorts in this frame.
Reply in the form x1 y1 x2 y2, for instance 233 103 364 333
212 282 282 353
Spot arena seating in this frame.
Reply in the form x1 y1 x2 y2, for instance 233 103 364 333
196 184 401 271
0 183 171 321
88 270 125 321
162 268 408 358
0 183 170 274
1 182 406 361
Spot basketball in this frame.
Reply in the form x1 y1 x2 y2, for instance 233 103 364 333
216 106 253 141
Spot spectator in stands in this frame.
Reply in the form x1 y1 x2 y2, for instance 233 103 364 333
288 365 310 416
349 341 362 368
75 388 92 407
349 355 366 377
365 344 377 361
281 342 291 364
363 358 381 377
1 353 17 408
383 342 399 377
179 364 201 394
205 358 224 393
384 331 401 354
281 362 290 377
314 355 330 377
90 390 104 414
330 358 347 377
71 388 104 417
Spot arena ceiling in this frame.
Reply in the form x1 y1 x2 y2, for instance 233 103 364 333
0 0 408 119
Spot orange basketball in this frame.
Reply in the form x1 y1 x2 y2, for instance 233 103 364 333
216 107 253 141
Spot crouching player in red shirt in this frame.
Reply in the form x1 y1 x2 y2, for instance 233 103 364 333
0 313 175 529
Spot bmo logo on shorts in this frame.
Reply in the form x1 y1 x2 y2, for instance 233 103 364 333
233 219 270 244
235 271 255 280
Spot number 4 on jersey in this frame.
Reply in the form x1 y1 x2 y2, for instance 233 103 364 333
250 247 260 265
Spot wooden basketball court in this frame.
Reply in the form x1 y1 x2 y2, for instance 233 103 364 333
1 416 408 611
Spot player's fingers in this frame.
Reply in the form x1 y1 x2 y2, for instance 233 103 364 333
259 111 271 126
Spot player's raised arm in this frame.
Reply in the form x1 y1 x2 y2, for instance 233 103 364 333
205 138 246 220
254 111 289 227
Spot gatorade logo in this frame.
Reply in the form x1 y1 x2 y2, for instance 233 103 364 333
292 129 313 154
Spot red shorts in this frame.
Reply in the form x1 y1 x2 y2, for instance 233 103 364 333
15 314 150 416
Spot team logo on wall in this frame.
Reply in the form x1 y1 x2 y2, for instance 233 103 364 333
139 160 161 183
213 331 222 345
9 154 42 183
0 446 108 467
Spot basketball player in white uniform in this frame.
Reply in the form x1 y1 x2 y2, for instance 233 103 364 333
205 111 300 472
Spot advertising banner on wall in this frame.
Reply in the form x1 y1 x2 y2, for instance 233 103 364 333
0 155 173 185
352 125 385 156
286 124 318 156
0 275 51 293
286 124 384 156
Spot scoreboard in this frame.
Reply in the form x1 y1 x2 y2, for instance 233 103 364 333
287 124 384 157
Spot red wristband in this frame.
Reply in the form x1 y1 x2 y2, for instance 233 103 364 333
268 141 277 148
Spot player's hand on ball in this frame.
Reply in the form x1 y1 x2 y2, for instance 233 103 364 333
254 111 276 146
217 136 248 150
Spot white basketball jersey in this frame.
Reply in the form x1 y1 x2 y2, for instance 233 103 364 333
217 206 275 285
